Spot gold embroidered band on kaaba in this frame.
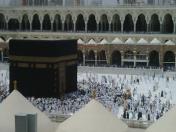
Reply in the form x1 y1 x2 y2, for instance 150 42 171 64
9 54 77 63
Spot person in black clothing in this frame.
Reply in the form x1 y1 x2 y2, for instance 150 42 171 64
123 109 127 119
137 78 139 84
156 112 160 120
161 91 164 97
127 111 129 119
138 111 142 120
147 113 150 121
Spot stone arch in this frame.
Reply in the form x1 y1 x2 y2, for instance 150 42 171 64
76 14 85 31
87 12 96 17
0 14 6 30
123 14 134 32
97 50 107 65
75 11 85 18
163 14 173 33
150 14 160 32
86 50 95 65
111 14 121 32
8 18 19 31
87 14 97 32
136 14 147 32
99 14 109 32
64 14 73 31
111 50 121 66
32 14 41 30
53 14 62 31
149 50 159 67
78 50 83 65
21 14 30 31
42 14 51 31
163 51 175 70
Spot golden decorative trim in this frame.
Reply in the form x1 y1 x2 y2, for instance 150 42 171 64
18 63 29 68
9 54 77 63
66 60 77 66
35 64 47 68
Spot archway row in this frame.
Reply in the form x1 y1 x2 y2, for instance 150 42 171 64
77 50 175 68
0 13 174 33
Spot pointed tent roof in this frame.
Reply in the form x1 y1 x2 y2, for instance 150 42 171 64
100 38 108 44
165 40 175 45
137 38 148 44
111 37 123 44
77 39 85 45
56 99 127 132
88 39 97 45
0 38 5 43
125 38 136 44
6 37 12 43
0 90 55 132
150 38 161 45
146 106 176 132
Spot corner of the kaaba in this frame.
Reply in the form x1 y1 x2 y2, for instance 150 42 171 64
9 39 78 98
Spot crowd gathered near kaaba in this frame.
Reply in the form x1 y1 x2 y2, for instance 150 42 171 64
0 68 176 122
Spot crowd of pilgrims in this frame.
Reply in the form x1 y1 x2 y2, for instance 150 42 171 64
0 71 9 103
0 70 175 122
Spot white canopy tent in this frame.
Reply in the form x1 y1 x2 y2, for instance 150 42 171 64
125 38 136 44
111 37 123 44
150 38 161 45
0 90 55 132
137 38 148 45
6 37 12 43
88 39 97 45
56 99 128 132
146 106 176 132
77 39 85 45
165 40 175 45
0 38 4 43
100 38 109 44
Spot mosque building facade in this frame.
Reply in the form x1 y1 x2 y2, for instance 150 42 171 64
0 0 176 70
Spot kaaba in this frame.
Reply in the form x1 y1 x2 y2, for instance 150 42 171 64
9 39 77 98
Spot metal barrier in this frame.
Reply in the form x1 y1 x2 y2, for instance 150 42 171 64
48 113 153 128
122 119 154 128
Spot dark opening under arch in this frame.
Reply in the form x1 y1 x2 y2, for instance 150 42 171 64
42 14 51 31
87 14 97 32
78 50 83 65
136 14 147 32
86 50 95 65
97 50 107 65
21 14 30 31
163 51 175 70
76 14 85 31
32 14 41 30
149 50 159 67
123 14 134 32
111 50 121 66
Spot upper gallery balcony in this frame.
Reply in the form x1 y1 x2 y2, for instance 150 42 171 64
1 0 176 8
